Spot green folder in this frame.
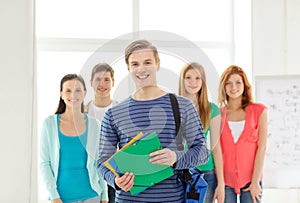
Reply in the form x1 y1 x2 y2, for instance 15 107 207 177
104 132 174 195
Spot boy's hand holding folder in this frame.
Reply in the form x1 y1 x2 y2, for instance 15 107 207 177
104 132 174 195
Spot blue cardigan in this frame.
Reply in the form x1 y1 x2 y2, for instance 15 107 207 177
39 114 108 201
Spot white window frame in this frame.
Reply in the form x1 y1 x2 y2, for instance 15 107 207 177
35 0 251 202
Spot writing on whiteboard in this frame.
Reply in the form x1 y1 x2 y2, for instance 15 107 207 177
256 76 300 188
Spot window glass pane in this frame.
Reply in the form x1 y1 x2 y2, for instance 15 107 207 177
234 0 252 82
140 0 231 42
37 51 91 118
155 53 186 94
202 48 231 75
36 0 132 38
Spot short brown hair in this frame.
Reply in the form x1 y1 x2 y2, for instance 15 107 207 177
125 39 160 65
90 63 114 81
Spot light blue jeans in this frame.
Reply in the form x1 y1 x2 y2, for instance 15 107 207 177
224 182 262 203
202 170 217 203
70 196 101 203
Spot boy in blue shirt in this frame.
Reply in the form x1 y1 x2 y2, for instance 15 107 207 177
97 39 208 202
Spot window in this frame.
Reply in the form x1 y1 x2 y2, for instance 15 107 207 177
36 0 133 38
140 0 231 42
36 0 251 201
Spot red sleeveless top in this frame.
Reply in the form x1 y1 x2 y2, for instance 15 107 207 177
220 103 266 194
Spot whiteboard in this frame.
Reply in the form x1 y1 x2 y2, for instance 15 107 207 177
256 75 300 188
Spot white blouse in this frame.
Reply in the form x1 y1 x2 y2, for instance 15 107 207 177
228 120 245 143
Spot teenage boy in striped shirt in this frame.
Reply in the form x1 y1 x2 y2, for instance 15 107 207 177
97 39 209 203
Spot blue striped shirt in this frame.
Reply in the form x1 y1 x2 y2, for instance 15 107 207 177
97 93 208 202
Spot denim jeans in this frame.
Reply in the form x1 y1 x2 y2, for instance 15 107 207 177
202 170 217 203
224 182 262 203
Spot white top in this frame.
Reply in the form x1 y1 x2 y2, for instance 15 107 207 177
228 120 245 143
87 100 118 122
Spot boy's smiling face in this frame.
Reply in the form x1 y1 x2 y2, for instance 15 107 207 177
127 49 160 89
90 71 114 98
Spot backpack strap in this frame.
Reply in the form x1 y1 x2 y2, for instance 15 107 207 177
170 94 207 201
169 93 184 151
170 94 204 182
169 93 193 179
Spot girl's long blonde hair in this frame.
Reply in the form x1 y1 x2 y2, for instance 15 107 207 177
179 62 210 131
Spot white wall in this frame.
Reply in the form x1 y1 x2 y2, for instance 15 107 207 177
252 0 300 76
0 0 35 202
252 0 300 202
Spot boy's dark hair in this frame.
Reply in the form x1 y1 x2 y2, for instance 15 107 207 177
91 63 114 81
125 39 160 65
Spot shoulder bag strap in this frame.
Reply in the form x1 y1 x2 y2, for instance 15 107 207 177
169 93 184 150
169 94 193 181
